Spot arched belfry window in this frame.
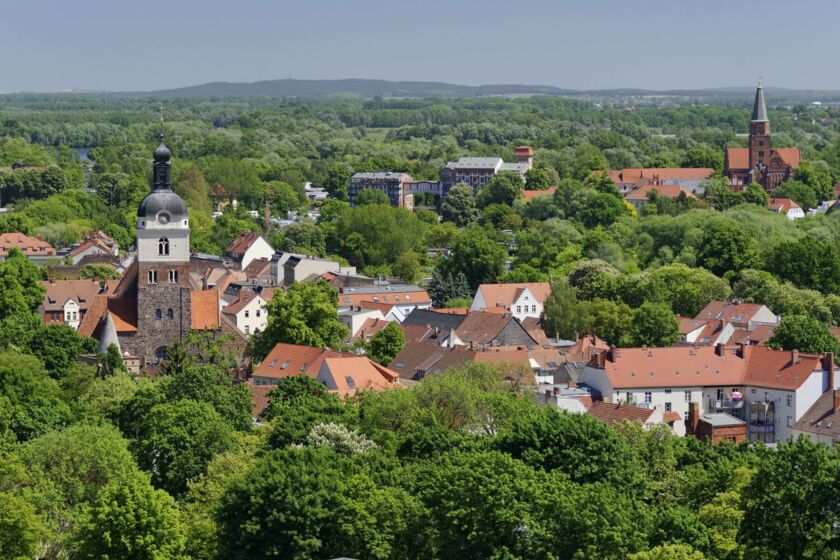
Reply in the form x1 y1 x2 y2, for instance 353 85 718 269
167 309 174 320
158 237 169 256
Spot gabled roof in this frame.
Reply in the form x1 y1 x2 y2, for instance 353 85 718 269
388 341 474 380
455 312 511 344
41 278 102 312
225 232 263 257
475 282 551 310
523 187 557 202
402 308 466 332
337 289 431 308
624 183 696 201
353 318 390 342
767 197 800 213
319 357 398 397
221 291 261 317
0 232 55 257
590 345 831 391
67 238 114 258
587 401 655 425
605 168 713 185
726 147 801 170
473 348 530 367
793 390 840 439
695 300 770 325
252 343 349 379
243 257 270 279
191 290 220 330
563 335 610 363
78 294 108 337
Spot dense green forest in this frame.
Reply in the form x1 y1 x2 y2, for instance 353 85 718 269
3 94 840 558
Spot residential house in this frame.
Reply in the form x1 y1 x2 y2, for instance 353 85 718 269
681 300 779 346
221 291 270 337
0 232 55 259
449 311 540 349
351 318 390 343
624 183 697 211
225 232 274 270
792 389 840 445
339 307 386 338
579 344 838 441
336 285 431 323
40 278 108 329
283 255 356 286
767 197 805 219
251 343 399 396
602 167 714 195
470 282 551 321
388 341 475 381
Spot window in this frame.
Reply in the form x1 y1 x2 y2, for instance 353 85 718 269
664 389 672 394
516 306 521 313
155 309 162 320
684 390 692 402
167 309 174 320
245 310 250 318
158 237 169 256
665 402 672 412
625 392 633 403
531 305 536 312
256 309 261 317
786 394 792 407
759 150 765 158
786 416 793 428
168 269 178 283
644 391 652 403
759 140 764 146
148 270 157 284
716 388 724 400
684 410 690 422
245 325 250 334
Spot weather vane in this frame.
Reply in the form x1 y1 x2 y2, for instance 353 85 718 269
758 76 762 87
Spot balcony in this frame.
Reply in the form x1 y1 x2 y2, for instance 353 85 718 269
712 399 745 410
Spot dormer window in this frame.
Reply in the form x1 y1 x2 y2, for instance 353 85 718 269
158 237 169 256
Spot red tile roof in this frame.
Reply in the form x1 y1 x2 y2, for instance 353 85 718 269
523 187 557 202
243 257 270 279
563 335 610 363
587 401 655 425
0 232 55 257
476 282 551 311
793 390 840 439
605 168 714 184
221 291 259 317
767 197 800 213
252 343 348 380
353 318 391 342
591 345 830 391
338 290 431 308
726 148 801 170
695 300 768 325
473 348 530 366
108 298 138 333
624 183 696 201
320 357 398 397
78 294 108 337
225 232 262 257
191 290 220 330
248 381 274 418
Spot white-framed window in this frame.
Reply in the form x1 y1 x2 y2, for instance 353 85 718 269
644 391 652 403
625 392 632 403
169 269 178 283
516 306 521 313
148 270 157 284
786 394 792 407
531 305 536 312
684 410 689 421
256 309 261 317
665 402 672 412
786 416 793 428
716 388 724 400
158 237 169 256
245 310 250 318
245 325 250 334
684 390 691 402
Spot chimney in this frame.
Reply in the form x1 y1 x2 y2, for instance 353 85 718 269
834 390 840 414
791 349 800 364
687 402 700 435
715 343 725 357
607 345 616 363
824 353 836 390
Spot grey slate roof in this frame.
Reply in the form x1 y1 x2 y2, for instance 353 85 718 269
751 85 769 122
402 308 466 332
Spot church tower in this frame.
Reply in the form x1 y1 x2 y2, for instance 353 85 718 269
135 136 192 359
748 82 770 173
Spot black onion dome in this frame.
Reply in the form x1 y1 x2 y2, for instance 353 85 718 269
153 140 171 162
137 190 188 218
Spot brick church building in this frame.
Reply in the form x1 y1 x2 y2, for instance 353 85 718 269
724 83 800 190
80 136 243 369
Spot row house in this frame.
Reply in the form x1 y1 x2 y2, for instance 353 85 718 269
579 344 838 442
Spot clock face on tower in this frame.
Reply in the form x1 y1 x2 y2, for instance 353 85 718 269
158 212 170 225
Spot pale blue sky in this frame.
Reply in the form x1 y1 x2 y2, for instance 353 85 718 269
2 0 838 92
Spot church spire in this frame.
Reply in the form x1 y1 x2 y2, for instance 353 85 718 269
751 80 768 122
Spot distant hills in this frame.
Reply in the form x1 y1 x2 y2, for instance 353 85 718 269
116 79 840 104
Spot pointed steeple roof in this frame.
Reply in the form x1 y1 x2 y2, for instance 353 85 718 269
98 312 121 354
751 82 768 122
